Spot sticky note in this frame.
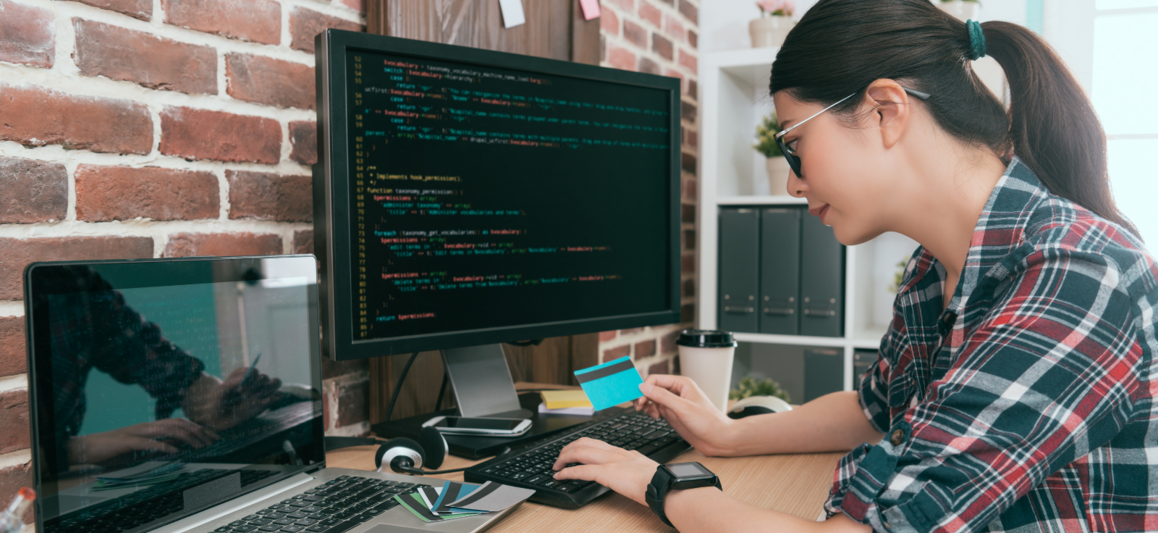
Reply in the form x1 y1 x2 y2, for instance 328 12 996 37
498 0 525 28
448 481 535 512
540 390 592 409
573 356 644 411
580 0 601 20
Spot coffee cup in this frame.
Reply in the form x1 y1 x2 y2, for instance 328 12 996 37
675 329 738 412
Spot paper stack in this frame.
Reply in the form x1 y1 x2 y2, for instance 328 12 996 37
538 390 594 416
394 481 534 523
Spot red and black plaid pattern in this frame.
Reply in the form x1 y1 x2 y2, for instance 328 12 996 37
824 158 1158 532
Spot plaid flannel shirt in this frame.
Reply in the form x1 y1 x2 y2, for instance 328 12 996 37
824 157 1158 532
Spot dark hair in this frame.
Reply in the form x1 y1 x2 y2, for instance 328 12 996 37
770 0 1140 241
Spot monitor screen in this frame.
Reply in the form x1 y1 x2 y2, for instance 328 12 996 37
315 31 682 359
25 258 324 533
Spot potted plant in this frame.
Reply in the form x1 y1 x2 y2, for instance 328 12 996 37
754 111 792 195
938 0 979 22
749 0 795 48
729 375 791 404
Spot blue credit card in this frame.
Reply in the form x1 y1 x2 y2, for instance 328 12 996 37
573 356 644 411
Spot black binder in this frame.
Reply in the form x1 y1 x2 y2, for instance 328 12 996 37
804 347 843 402
718 208 759 332
800 213 844 337
759 208 800 334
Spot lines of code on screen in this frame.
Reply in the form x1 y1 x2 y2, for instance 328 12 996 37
346 49 671 341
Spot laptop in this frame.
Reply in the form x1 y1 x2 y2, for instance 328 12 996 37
24 255 517 533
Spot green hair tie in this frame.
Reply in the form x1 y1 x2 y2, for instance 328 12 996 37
966 19 986 60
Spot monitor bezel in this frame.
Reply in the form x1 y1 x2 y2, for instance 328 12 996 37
23 255 325 531
315 29 682 360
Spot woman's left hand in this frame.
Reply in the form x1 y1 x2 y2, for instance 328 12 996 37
551 437 659 506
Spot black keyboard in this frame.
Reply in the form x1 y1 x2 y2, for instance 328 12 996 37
214 475 420 533
464 410 690 508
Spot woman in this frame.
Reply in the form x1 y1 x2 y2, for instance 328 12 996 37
550 0 1158 531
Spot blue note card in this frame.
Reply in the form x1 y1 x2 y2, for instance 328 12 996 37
573 356 644 410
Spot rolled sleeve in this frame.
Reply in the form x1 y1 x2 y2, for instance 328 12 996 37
826 249 1144 533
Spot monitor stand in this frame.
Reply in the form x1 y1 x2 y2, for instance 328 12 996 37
369 344 615 459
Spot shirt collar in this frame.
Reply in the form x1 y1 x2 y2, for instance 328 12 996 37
899 157 1048 316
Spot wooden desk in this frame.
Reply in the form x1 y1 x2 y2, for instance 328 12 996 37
327 385 845 532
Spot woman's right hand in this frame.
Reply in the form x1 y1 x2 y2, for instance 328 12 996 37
67 418 221 465
633 374 738 457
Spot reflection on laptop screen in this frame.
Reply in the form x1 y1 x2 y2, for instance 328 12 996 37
25 257 324 533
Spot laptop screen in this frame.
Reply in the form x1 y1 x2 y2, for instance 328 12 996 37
24 256 325 533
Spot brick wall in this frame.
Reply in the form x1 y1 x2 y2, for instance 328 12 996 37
0 0 365 520
596 0 699 376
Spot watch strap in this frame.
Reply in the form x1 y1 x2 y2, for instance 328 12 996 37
646 465 676 527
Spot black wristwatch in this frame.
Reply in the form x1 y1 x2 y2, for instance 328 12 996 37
645 462 722 528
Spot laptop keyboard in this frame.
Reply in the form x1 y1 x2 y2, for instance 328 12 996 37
214 475 421 533
46 469 276 533
464 410 690 509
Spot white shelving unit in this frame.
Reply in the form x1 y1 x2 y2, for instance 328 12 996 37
697 48 919 391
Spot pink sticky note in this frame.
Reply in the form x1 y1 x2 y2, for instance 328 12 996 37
580 0 601 20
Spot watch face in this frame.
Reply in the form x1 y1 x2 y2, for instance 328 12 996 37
667 462 711 478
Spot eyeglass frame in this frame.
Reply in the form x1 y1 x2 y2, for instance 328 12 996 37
774 86 931 178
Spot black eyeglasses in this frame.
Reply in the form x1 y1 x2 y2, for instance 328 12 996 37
774 87 931 178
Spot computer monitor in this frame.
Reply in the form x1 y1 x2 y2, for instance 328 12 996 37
312 30 680 422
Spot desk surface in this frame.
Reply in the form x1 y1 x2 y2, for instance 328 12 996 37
325 384 845 532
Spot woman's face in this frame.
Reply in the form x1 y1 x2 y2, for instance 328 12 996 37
771 91 896 246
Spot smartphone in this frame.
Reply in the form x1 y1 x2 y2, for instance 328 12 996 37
421 416 532 437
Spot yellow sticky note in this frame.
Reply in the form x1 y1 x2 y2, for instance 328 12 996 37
540 390 592 409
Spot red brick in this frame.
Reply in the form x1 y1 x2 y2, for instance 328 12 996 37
681 204 694 223
664 68 685 93
75 165 219 222
652 33 673 61
638 57 659 75
164 0 280 45
681 253 695 274
683 229 696 250
292 230 314 255
689 80 698 100
683 177 696 200
339 0 364 13
0 0 54 68
598 330 618 342
623 20 647 48
682 100 697 125
0 390 30 455
600 6 619 35
290 121 318 165
681 303 693 323
681 152 697 175
660 330 679 355
163 232 282 258
160 107 281 164
685 129 698 148
682 279 694 298
290 7 362 54
74 19 216 95
0 460 33 525
0 236 154 300
0 317 25 377
647 359 669 376
227 171 313 222
0 84 152 155
606 43 636 71
672 354 681 374
639 2 661 27
621 327 645 336
634 339 656 359
678 48 697 71
678 0 698 24
602 344 630 363
665 15 686 42
226 53 315 110
336 378 368 427
688 29 698 48
0 156 67 223
75 0 152 20
607 0 634 11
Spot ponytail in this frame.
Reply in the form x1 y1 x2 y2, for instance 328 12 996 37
770 0 1141 241
982 22 1139 239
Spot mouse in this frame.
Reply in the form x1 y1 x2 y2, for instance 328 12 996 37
727 395 792 419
